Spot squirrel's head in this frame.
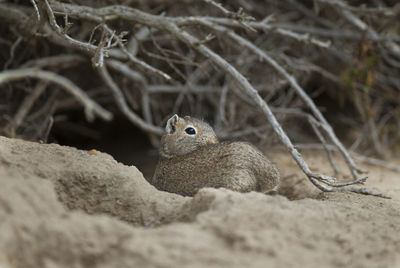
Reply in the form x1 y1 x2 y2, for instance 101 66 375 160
160 114 218 158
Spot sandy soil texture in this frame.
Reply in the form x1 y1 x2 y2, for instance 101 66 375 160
0 136 399 268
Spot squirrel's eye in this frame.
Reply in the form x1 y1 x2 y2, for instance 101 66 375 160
185 127 196 135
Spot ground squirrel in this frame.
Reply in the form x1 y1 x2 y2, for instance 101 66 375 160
151 115 280 196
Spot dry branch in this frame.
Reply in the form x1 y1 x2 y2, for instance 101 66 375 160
0 69 112 122
4 82 47 137
97 64 163 135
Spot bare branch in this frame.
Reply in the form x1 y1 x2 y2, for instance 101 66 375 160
21 54 87 69
4 82 47 137
202 0 256 31
30 0 40 21
296 143 400 174
43 1 171 79
102 24 172 80
318 0 400 56
96 65 163 135
4 36 23 69
0 69 112 121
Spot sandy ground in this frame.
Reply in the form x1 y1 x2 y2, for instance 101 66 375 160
0 136 400 268
272 147 400 201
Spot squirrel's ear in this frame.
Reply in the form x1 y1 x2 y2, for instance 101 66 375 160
166 114 179 134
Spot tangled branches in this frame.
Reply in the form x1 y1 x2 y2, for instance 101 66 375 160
1 0 399 197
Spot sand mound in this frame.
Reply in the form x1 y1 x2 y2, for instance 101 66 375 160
0 136 399 268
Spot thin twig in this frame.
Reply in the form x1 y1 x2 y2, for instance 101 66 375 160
21 54 87 69
30 0 40 20
43 0 100 52
102 24 172 80
106 59 160 145
317 0 399 16
296 143 400 173
319 0 400 56
44 1 171 80
202 0 256 32
4 81 47 137
0 68 112 121
4 35 23 70
270 107 341 175
308 119 340 175
147 85 220 94
96 64 163 135
43 116 54 142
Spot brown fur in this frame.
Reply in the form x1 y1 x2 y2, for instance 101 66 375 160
151 115 280 196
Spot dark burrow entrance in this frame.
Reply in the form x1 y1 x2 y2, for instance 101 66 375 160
50 111 157 180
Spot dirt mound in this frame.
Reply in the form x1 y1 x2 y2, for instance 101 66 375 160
0 136 188 226
0 136 399 268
